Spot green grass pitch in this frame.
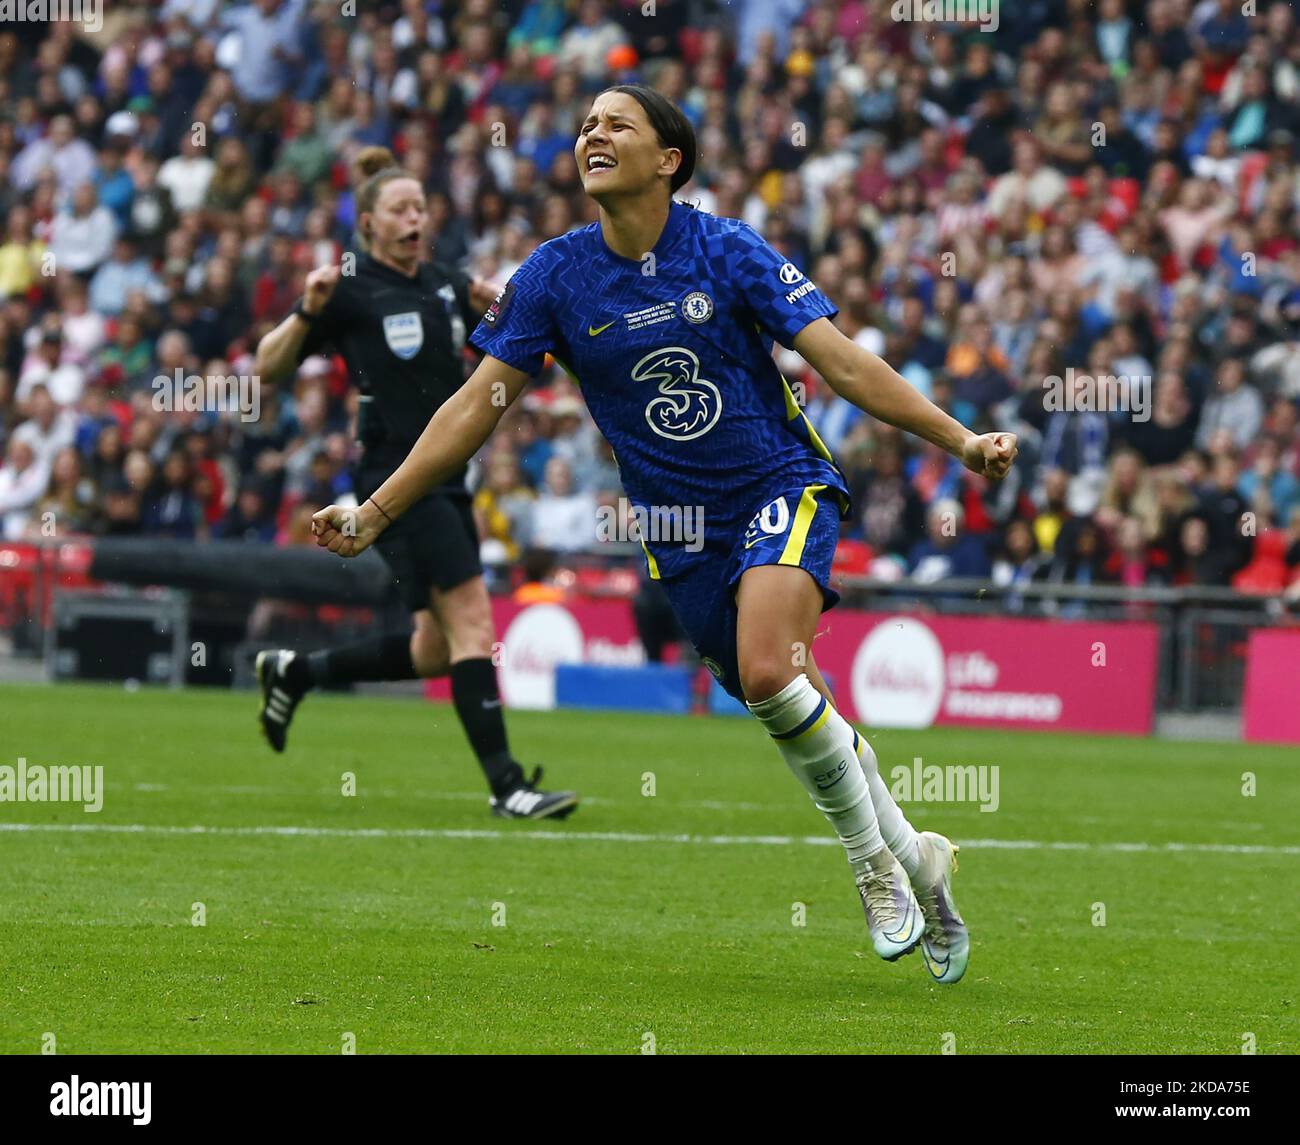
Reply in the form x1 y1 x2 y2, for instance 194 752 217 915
1 682 1296 1054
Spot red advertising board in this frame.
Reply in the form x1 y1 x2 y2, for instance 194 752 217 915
1243 628 1300 744
427 600 1160 734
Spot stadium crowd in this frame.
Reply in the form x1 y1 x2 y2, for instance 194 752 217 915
0 0 1299 598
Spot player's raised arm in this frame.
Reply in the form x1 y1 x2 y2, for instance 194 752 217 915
792 316 1018 480
312 354 530 556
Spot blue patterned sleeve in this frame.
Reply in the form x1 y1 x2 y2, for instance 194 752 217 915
730 224 838 348
468 248 557 375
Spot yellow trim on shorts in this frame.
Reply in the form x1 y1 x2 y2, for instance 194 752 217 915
778 483 827 567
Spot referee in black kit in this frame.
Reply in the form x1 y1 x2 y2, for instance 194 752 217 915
253 148 577 820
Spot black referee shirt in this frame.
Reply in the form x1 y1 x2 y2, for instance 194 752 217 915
296 251 476 490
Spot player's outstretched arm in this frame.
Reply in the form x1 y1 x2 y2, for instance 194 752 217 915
312 354 531 556
793 317 1018 479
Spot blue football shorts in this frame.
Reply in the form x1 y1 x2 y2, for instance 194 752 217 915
656 482 842 701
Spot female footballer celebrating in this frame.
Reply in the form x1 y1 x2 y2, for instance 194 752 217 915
311 86 1017 981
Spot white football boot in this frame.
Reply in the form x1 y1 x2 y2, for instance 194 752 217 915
856 849 925 961
911 831 970 984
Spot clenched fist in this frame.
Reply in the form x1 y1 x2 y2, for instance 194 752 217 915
311 500 385 557
301 264 342 318
960 432 1019 480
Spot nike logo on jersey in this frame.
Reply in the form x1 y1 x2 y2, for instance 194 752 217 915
588 320 616 336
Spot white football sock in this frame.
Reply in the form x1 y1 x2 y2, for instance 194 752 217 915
748 674 887 876
851 729 923 879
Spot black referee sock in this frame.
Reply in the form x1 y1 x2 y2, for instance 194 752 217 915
450 657 523 797
306 634 417 687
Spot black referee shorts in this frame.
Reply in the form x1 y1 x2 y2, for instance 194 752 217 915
357 467 483 613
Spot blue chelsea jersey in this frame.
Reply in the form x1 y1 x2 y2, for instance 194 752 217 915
470 202 850 578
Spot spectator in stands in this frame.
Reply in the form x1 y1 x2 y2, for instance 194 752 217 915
908 499 991 583
531 456 596 556
11 114 95 194
1107 516 1164 588
125 152 178 260
473 451 536 566
158 129 216 215
0 437 46 539
274 101 332 187
96 315 154 392
32 444 97 536
1032 468 1072 556
847 438 925 561
1196 357 1265 450
138 448 200 539
205 137 258 227
987 137 1067 220
1095 449 1160 543
217 482 277 543
17 326 84 408
1172 513 1225 586
12 384 75 469
1121 371 1199 466
48 182 118 277
1046 518 1110 589
991 517 1048 608
513 546 567 605
88 236 165 318
53 277 106 369
1239 435 1300 526
1198 453 1253 578
0 205 45 301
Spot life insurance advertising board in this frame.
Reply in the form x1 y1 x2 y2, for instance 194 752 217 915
828 614 1160 735
422 601 1160 733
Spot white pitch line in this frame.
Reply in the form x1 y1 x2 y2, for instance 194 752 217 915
0 822 1296 855
129 782 773 811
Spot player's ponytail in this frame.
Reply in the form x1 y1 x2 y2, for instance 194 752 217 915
599 83 697 194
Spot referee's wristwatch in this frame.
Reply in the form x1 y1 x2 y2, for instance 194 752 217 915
293 301 321 326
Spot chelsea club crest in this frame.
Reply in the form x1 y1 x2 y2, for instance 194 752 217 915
681 291 714 324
